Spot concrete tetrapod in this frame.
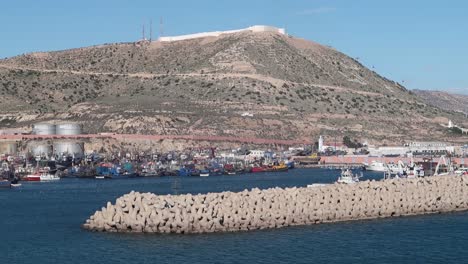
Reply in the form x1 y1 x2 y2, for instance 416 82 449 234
83 175 468 234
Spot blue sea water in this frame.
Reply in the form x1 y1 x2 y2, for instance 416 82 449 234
1 169 467 264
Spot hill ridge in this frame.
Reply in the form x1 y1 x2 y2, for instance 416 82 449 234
0 31 466 143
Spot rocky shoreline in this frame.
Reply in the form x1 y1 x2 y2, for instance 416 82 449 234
83 175 468 234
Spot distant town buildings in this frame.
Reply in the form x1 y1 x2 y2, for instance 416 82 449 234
318 135 347 152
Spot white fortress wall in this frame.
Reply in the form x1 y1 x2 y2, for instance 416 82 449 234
159 25 286 42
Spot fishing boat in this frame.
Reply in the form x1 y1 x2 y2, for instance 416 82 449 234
271 163 288 172
363 161 388 172
39 173 60 181
200 169 210 177
209 168 224 176
251 166 265 173
224 164 236 175
25 174 41 181
336 169 361 184
454 167 468 176
285 160 295 169
10 178 21 187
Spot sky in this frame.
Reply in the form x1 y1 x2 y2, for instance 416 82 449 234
0 0 467 94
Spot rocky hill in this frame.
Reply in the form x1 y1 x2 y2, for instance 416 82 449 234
0 31 466 144
413 89 468 115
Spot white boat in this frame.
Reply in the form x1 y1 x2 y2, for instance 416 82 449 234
364 161 388 172
200 173 209 177
39 173 60 181
336 169 361 184
454 167 468 176
95 175 105 179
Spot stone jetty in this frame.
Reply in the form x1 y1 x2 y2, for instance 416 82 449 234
83 175 468 233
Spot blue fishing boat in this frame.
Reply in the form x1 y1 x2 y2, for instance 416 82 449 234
199 169 210 177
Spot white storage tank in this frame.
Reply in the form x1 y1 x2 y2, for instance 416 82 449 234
31 144 53 157
53 141 84 156
32 123 56 135
56 123 82 135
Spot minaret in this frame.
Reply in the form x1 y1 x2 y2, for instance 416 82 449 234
318 135 324 152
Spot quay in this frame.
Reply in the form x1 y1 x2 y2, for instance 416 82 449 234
83 174 468 234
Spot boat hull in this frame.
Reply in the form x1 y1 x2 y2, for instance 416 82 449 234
25 176 41 182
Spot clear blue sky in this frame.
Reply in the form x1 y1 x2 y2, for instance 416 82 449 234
1 0 467 94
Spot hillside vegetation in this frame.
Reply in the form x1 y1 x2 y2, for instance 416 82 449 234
413 90 468 115
0 31 466 143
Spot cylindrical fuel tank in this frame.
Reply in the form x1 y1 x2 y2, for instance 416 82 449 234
56 123 82 135
31 144 53 157
0 141 17 155
53 141 84 156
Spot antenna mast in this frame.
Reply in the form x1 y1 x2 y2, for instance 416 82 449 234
142 24 146 40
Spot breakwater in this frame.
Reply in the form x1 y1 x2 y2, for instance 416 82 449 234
83 175 468 233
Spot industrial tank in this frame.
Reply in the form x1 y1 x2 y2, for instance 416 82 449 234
31 144 53 157
53 141 84 156
56 123 82 135
32 123 56 135
0 141 17 155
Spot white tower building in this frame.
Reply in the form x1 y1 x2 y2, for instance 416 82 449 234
318 135 324 152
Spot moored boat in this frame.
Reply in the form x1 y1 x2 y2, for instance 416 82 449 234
336 169 361 184
271 163 288 172
39 173 60 181
251 166 265 173
25 174 41 181
364 161 388 172
200 170 210 177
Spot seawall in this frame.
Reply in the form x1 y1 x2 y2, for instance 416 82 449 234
83 175 468 233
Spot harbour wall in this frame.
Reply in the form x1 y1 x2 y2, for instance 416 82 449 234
83 175 468 233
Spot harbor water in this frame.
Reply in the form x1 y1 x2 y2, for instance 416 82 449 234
1 169 467 264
